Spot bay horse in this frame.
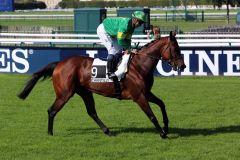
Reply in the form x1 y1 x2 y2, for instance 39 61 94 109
18 31 186 139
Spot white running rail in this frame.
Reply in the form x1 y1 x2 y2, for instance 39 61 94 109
0 33 240 47
0 12 238 19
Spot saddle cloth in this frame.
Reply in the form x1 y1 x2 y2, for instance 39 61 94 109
91 58 112 83
91 54 131 83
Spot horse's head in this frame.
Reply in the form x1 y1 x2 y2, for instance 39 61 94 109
161 31 186 71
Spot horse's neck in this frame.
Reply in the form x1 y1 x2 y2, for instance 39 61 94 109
132 39 166 77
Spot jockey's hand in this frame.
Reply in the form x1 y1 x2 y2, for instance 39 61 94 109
122 49 131 55
121 50 128 55
123 48 137 55
132 49 137 54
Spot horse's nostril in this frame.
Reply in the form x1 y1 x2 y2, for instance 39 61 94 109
179 64 186 71
180 64 186 71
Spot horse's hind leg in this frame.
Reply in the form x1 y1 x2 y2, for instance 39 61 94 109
76 89 110 135
48 96 71 135
147 92 169 134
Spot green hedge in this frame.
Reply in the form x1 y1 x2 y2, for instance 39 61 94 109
59 0 240 8
59 0 173 8
14 1 47 10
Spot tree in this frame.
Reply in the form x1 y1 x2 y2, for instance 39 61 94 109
211 0 238 24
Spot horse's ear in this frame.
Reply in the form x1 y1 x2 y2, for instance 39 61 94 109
170 31 176 40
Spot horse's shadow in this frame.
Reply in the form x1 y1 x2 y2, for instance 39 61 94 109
66 125 240 138
170 125 240 137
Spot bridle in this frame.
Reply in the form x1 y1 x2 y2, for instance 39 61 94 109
132 38 183 70
133 39 173 61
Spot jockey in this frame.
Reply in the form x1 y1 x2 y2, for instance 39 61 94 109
97 11 146 97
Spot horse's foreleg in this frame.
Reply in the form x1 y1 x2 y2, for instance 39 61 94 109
147 92 169 134
135 94 167 139
77 89 110 136
47 97 70 135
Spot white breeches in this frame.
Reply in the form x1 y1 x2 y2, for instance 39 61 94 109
97 23 123 55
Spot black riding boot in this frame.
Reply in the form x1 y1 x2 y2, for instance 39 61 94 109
107 58 121 98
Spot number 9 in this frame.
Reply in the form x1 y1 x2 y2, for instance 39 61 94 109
92 67 97 78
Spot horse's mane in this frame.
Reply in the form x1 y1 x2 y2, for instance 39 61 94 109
138 36 169 52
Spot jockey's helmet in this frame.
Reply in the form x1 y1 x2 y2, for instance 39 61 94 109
132 11 146 23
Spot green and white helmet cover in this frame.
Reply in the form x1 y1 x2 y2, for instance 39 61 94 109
132 11 146 22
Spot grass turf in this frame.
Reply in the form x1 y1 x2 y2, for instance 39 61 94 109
0 74 240 160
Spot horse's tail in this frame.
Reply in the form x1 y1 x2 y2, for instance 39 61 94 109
18 61 59 100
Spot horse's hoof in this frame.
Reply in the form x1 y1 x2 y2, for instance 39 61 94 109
48 131 53 136
103 128 111 136
160 130 167 139
163 127 169 135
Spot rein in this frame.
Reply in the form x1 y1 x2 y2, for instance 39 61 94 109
133 42 171 61
133 52 162 60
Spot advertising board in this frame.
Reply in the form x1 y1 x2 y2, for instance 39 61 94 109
0 0 14 12
0 46 239 76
